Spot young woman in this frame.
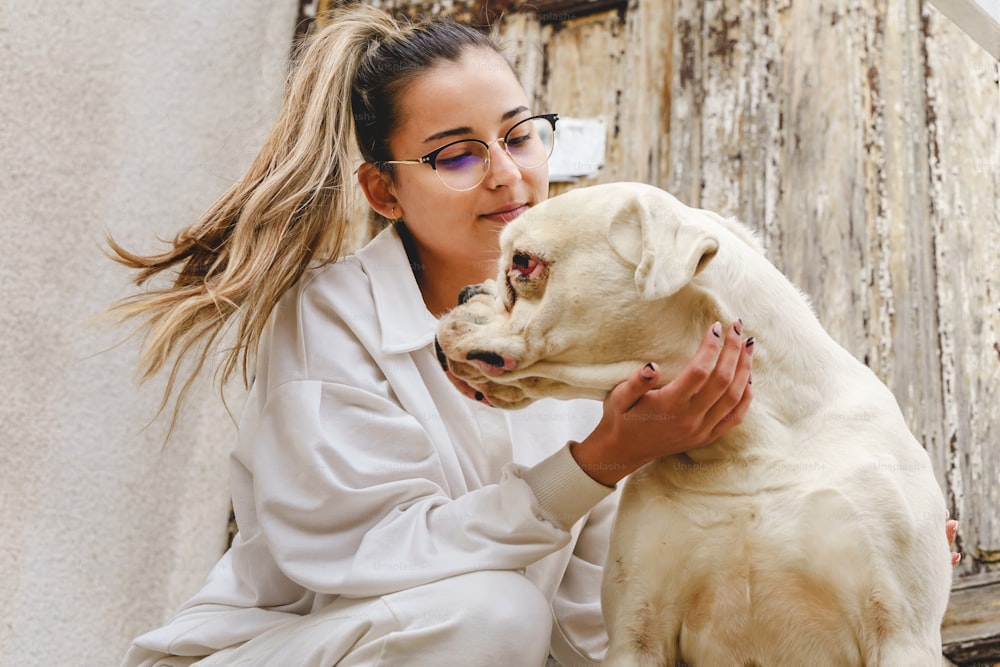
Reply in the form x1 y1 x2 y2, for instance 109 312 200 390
113 6 954 666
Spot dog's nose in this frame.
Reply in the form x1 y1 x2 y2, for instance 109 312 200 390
466 350 518 376
458 283 489 306
467 350 505 368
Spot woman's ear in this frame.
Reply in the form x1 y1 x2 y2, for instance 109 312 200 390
357 162 400 220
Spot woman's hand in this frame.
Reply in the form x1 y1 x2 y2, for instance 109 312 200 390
947 517 961 568
573 320 754 486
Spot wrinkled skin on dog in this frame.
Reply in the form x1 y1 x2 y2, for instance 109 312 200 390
436 184 720 409
436 182 952 666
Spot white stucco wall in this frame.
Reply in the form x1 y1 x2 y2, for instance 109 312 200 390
0 2 298 665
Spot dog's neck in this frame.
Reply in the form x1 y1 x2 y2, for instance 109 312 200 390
672 224 871 462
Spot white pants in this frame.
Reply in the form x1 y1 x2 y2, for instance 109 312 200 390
124 570 555 667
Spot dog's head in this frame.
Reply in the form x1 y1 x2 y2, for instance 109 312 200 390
436 182 720 408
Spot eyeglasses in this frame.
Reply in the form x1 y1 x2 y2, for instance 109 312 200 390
375 113 558 192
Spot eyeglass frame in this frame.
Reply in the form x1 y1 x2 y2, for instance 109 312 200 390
373 113 559 192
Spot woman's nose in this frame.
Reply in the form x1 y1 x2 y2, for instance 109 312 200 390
484 141 521 187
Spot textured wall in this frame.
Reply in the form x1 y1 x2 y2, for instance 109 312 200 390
0 2 297 665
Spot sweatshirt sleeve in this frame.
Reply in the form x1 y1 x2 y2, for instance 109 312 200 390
520 442 616 531
251 379 611 599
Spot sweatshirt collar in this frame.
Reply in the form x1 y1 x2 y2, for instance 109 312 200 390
355 224 440 354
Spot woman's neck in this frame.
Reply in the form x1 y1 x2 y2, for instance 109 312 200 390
396 222 495 318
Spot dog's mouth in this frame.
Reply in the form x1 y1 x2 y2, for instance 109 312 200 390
436 338 517 375
434 338 450 372
436 337 519 378
435 338 531 408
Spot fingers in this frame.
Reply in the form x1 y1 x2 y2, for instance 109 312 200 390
587 320 755 475
947 518 961 568
671 320 749 403
607 361 661 414
600 319 743 418
669 321 727 399
604 319 752 450
664 320 753 445
703 334 754 437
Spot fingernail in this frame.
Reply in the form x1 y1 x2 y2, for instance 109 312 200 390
711 322 722 338
475 391 485 401
734 319 744 335
641 362 657 380
746 336 755 350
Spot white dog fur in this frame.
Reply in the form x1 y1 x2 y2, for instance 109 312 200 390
436 182 952 665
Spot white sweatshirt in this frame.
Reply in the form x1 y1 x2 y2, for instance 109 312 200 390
131 224 617 664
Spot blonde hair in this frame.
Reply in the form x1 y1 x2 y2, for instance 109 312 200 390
107 5 505 432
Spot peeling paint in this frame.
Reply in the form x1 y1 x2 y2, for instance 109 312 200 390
496 0 998 596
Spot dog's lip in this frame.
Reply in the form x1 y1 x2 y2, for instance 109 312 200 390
480 202 529 222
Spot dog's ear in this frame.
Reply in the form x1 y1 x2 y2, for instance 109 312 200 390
608 188 719 300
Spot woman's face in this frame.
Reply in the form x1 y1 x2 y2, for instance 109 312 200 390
384 48 549 283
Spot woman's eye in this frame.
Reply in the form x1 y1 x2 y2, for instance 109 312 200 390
437 152 477 170
506 131 534 148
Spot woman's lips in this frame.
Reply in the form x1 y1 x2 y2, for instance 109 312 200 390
481 204 529 224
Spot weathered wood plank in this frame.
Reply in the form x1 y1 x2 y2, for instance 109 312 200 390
880 0 950 495
924 0 1000 582
528 8 630 193
942 573 1000 663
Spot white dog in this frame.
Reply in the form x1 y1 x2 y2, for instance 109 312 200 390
436 182 952 665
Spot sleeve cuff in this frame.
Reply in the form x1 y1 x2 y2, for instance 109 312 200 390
520 442 615 531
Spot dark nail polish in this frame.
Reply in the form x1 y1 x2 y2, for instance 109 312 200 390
711 322 722 338
475 391 484 401
746 337 755 349
734 319 744 335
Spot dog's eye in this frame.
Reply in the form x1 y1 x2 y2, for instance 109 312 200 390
503 250 547 306
511 251 537 277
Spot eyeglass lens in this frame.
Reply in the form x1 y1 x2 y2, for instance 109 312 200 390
434 116 555 191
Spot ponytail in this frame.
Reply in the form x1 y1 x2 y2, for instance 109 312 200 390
107 5 507 435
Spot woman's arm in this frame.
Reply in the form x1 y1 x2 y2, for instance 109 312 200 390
251 378 597 598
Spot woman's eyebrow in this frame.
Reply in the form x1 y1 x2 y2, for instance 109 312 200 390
421 106 531 144
500 105 530 122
